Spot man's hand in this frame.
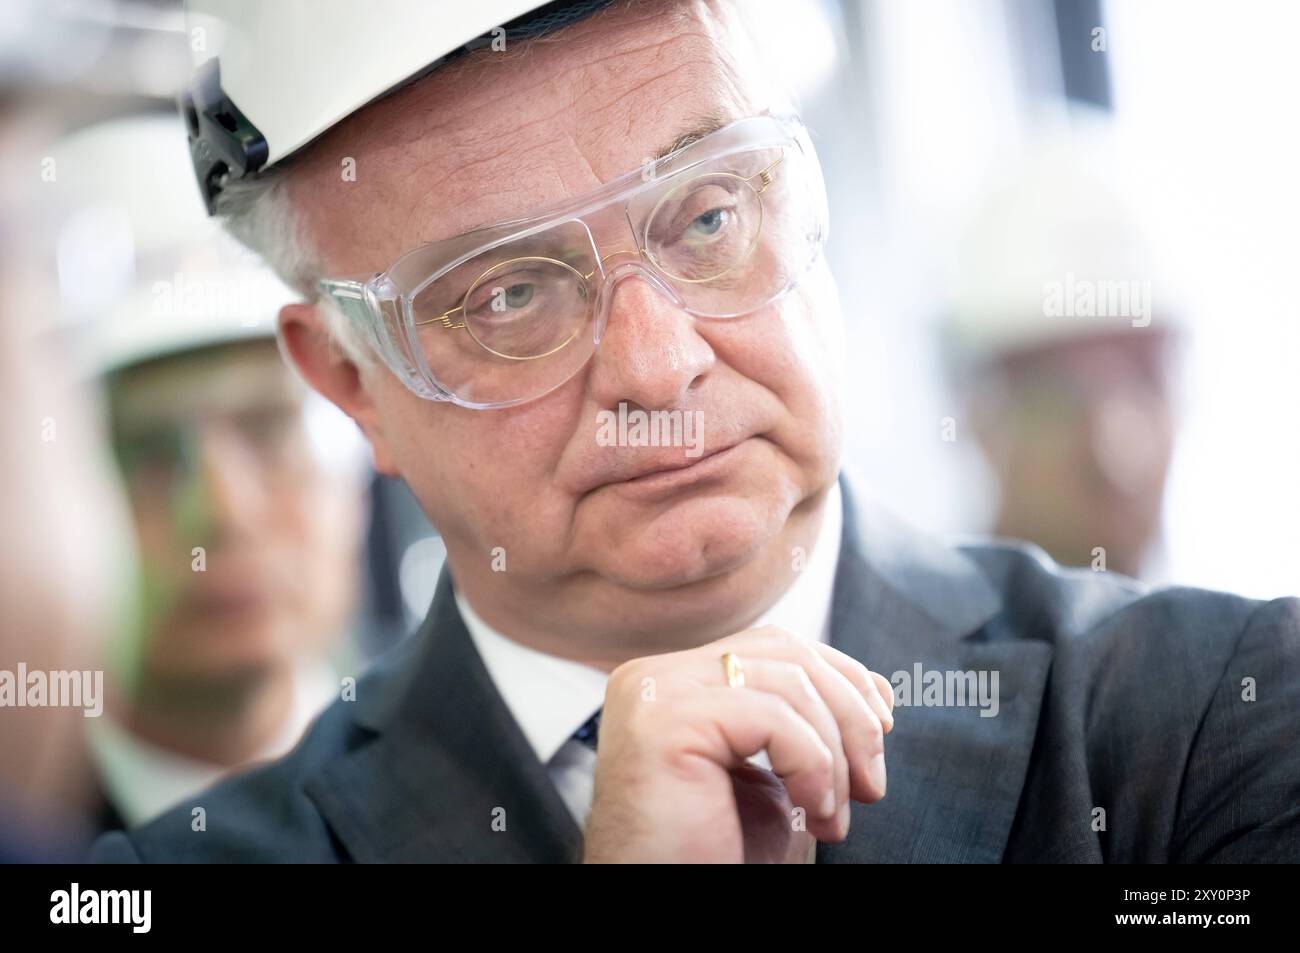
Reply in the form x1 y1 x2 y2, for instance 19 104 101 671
582 625 895 863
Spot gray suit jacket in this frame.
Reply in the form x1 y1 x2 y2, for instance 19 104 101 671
92 477 1300 862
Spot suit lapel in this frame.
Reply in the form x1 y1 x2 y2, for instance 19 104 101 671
818 478 1053 863
305 571 583 862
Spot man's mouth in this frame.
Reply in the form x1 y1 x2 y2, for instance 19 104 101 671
624 442 736 482
594 439 750 500
178 560 280 615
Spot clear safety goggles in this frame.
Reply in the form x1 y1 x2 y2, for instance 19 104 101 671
318 114 829 409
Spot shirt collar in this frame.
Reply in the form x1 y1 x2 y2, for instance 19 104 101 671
85 661 337 828
459 481 843 766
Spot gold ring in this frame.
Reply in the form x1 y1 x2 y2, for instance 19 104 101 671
721 652 746 689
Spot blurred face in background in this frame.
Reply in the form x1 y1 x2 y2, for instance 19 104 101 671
971 329 1178 578
108 339 363 695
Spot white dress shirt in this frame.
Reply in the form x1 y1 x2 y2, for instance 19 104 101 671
85 662 338 828
458 482 843 834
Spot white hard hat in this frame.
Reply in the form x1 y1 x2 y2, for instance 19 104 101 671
180 0 617 212
82 264 289 377
944 128 1183 370
45 113 292 376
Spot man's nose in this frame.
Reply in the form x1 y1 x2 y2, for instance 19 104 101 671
191 424 266 539
588 264 715 410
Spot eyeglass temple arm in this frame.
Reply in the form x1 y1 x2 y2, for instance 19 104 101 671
315 276 465 334
316 277 376 330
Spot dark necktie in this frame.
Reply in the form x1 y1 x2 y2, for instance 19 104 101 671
572 708 602 751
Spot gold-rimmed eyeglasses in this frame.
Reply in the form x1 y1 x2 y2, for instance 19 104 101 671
413 155 785 363
315 114 827 409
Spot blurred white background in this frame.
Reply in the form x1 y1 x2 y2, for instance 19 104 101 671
774 0 1299 599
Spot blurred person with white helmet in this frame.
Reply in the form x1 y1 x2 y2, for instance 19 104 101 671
943 139 1184 579
48 115 369 834
0 56 140 860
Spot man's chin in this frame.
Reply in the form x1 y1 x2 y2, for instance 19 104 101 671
591 492 783 592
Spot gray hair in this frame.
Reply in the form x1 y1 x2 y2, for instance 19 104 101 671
213 167 373 365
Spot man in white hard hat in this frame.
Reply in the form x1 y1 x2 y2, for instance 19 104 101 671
87 308 364 835
95 0 1297 863
53 117 367 835
944 145 1183 580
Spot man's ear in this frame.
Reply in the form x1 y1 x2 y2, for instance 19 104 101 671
278 302 400 476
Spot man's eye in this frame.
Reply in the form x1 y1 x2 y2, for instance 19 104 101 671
686 208 727 239
501 283 535 310
480 281 536 318
466 276 542 319
649 182 741 248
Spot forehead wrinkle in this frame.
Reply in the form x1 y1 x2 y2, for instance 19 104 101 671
452 18 742 176
401 70 745 244
402 129 605 244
